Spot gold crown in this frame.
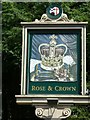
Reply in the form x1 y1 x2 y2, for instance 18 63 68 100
38 34 67 69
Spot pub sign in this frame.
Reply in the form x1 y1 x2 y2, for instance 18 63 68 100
21 5 87 96
28 30 81 94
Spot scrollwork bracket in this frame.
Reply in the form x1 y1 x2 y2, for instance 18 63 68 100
35 106 71 120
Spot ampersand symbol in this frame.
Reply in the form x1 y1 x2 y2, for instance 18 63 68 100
48 86 53 91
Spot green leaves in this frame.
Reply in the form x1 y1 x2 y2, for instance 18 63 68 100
69 106 90 120
62 2 90 21
2 2 90 120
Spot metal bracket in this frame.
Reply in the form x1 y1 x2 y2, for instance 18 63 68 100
35 106 71 120
35 98 71 120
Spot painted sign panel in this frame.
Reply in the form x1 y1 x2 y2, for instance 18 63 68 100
27 30 81 94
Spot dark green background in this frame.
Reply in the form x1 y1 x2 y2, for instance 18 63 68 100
29 81 79 94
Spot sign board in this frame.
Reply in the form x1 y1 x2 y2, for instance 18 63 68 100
28 30 80 94
15 5 90 120
21 22 87 96
18 4 87 96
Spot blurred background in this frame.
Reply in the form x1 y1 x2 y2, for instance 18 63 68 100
2 2 90 120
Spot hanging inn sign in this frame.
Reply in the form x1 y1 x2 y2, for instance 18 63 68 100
15 4 90 120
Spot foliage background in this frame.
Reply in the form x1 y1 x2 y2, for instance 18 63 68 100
2 2 90 120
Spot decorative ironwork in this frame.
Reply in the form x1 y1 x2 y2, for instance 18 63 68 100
35 13 74 22
35 107 71 119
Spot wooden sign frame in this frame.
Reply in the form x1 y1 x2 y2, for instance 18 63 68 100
20 22 87 96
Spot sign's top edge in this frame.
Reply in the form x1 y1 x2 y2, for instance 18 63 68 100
20 21 88 25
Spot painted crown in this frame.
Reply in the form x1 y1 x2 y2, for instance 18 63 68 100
38 34 67 69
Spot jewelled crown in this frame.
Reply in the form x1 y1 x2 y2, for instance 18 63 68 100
38 34 67 69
